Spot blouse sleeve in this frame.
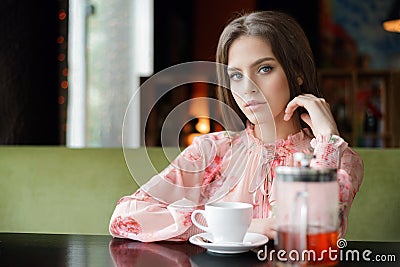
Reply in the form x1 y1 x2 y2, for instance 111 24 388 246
310 135 364 238
109 132 230 242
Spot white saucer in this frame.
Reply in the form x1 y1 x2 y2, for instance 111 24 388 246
189 232 268 254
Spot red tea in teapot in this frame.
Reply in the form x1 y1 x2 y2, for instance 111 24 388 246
277 225 338 266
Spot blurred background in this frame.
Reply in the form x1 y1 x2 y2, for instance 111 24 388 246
1 0 400 148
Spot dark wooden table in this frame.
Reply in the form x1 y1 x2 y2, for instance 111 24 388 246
0 233 399 267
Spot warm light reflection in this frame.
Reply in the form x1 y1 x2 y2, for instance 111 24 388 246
57 36 65 44
383 19 400 32
185 117 211 146
58 53 65 62
187 133 202 145
195 117 210 134
61 81 68 89
62 68 68 77
58 96 65 105
59 10 67 21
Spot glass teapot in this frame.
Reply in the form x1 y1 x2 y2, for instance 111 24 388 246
274 153 339 265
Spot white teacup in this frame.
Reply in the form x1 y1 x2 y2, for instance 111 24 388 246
191 202 253 244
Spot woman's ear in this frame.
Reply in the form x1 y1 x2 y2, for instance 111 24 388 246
297 77 303 86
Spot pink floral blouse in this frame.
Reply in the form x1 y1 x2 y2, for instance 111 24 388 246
109 125 364 242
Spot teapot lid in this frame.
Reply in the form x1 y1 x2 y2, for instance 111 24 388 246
274 166 337 182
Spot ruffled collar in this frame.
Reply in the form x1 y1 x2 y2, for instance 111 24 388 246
243 122 314 195
244 121 313 151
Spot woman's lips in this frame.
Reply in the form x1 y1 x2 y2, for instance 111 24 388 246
244 100 267 108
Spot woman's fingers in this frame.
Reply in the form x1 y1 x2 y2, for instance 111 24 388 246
284 94 325 119
284 94 314 120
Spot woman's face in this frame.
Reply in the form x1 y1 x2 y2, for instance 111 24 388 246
227 35 290 126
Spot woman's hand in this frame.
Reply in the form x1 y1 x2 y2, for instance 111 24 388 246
284 94 339 137
248 218 276 239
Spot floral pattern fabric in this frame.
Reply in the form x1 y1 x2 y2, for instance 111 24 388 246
109 124 364 242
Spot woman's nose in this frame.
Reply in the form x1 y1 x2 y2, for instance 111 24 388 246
243 78 258 95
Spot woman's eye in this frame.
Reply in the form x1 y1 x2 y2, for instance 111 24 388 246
259 66 272 73
229 72 243 81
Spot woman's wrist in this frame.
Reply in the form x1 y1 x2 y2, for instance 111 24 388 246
310 134 348 169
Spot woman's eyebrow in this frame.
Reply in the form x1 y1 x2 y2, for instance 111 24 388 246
227 57 276 72
227 66 238 72
250 57 275 68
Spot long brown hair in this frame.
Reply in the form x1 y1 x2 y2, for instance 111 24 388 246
216 11 322 130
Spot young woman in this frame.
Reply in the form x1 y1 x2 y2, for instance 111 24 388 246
109 11 363 242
